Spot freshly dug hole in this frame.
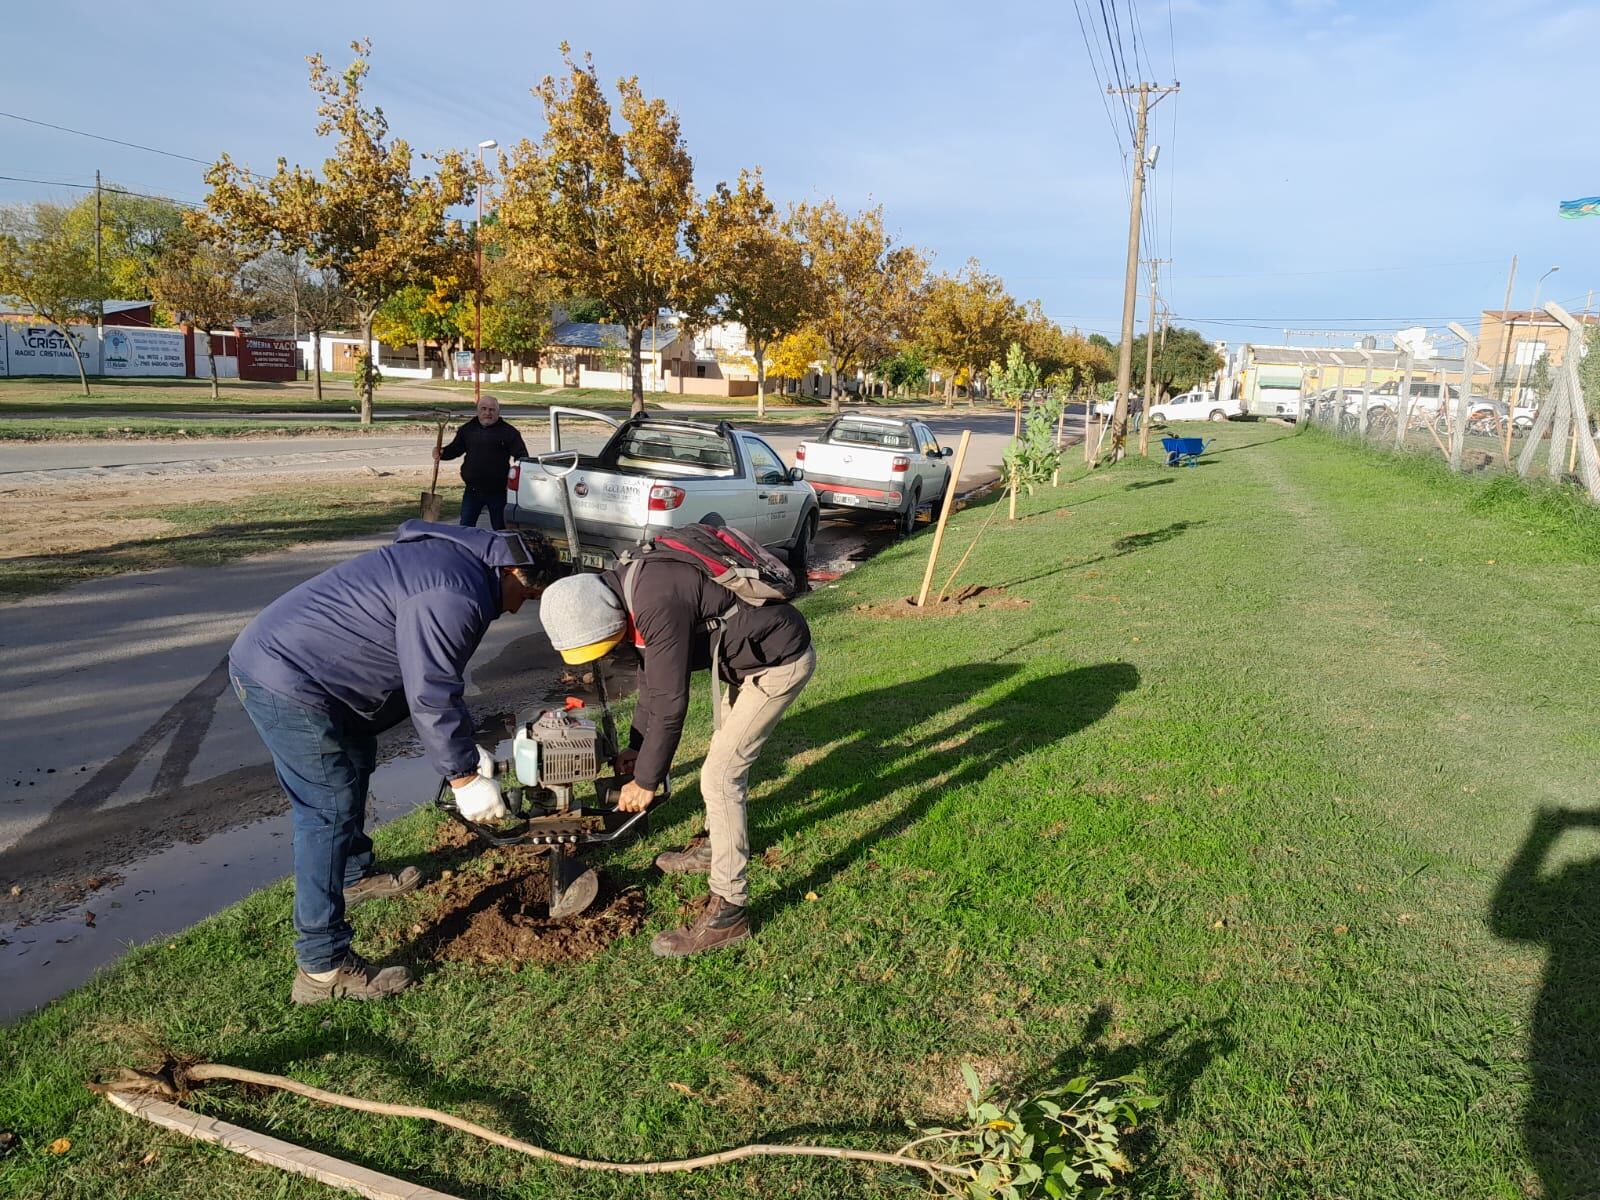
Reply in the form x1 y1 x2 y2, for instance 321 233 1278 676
856 585 1031 619
416 847 644 966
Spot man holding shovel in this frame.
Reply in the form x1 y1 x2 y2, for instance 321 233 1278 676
434 395 527 530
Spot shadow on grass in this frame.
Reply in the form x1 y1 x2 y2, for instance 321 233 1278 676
1490 806 1600 1194
996 521 1203 590
745 661 1138 922
1125 477 1177 491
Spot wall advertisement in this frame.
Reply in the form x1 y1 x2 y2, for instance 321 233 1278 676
100 326 187 377
4 323 96 376
238 334 297 381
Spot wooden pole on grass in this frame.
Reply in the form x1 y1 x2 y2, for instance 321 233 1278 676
915 430 972 607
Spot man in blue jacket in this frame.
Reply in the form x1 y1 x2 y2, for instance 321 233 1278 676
229 521 551 1004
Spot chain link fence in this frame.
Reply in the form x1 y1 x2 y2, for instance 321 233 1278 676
1303 303 1599 498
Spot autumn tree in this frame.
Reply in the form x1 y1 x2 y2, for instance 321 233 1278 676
915 260 1020 408
59 190 187 308
691 170 814 417
249 250 354 398
151 220 255 399
479 252 556 382
765 328 824 397
790 199 925 415
0 200 104 395
499 47 697 416
204 39 472 423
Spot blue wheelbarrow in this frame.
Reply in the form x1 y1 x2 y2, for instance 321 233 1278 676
1161 436 1211 467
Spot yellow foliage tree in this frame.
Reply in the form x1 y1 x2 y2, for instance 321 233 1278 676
790 199 925 414
203 39 472 423
915 260 1021 408
764 328 825 395
499 46 698 416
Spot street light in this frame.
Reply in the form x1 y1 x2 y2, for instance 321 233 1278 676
474 139 498 402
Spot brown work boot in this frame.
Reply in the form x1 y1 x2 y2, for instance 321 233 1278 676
291 952 415 1005
651 894 750 957
343 865 423 909
654 838 713 875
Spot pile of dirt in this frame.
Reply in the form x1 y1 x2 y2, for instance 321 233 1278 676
415 848 645 967
855 584 1032 619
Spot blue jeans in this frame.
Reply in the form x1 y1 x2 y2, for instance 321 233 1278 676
231 669 376 971
459 487 506 530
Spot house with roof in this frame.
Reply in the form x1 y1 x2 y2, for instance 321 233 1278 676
538 318 761 397
1478 309 1598 396
1224 343 1487 417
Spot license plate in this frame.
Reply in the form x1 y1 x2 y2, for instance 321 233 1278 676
557 547 608 569
834 493 861 506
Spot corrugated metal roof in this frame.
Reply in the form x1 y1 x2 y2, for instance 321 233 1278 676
1245 345 1483 372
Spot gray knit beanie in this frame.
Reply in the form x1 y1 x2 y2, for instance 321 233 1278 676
541 573 627 659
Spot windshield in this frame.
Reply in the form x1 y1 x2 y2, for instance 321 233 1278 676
607 425 736 476
824 419 914 450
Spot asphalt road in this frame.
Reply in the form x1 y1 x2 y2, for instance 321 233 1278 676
0 404 1085 1017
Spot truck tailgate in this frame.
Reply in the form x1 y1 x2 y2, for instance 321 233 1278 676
512 463 652 558
800 441 899 483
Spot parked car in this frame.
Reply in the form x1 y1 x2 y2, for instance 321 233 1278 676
1149 389 1234 423
506 406 819 573
795 415 954 535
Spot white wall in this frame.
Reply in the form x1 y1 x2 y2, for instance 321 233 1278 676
2 323 186 377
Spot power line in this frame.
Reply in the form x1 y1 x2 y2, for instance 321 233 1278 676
0 173 203 209
0 110 215 168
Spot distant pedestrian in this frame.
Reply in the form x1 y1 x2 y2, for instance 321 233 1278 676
436 395 527 531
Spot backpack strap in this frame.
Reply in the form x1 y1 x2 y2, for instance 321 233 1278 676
623 558 735 731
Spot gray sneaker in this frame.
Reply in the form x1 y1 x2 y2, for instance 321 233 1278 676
654 839 713 875
291 953 415 1005
343 866 422 909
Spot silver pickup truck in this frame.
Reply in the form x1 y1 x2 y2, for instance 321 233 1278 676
505 407 819 574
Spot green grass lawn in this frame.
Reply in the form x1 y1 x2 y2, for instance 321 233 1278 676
4 423 1597 1197
0 376 417 415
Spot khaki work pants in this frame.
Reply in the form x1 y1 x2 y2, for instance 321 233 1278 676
701 645 816 907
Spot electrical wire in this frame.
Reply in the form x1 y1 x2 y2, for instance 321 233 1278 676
0 173 203 208
0 111 216 168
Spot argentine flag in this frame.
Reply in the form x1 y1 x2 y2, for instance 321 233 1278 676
1559 197 1600 219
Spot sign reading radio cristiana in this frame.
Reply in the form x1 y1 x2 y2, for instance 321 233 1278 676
5 324 92 375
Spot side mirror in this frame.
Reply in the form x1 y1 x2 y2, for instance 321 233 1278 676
940 446 954 458
788 467 805 484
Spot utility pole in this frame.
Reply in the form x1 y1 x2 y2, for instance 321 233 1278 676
1138 257 1168 457
1494 255 1517 463
473 139 497 403
94 169 103 329
1106 82 1178 462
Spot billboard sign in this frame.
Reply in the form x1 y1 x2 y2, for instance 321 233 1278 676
100 326 187 376
238 334 298 381
6 323 94 376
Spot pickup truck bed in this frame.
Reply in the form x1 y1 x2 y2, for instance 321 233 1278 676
506 408 819 573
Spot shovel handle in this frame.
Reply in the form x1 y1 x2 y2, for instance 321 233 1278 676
428 421 445 492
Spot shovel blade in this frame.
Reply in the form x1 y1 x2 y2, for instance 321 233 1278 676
420 491 443 522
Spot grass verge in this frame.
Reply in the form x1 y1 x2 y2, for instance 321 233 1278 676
0 482 432 598
3 421 1595 1197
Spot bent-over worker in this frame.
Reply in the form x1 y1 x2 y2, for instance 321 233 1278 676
229 521 551 1004
539 561 815 956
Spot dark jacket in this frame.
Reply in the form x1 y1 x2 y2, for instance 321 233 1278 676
440 417 528 493
601 560 811 791
229 521 523 778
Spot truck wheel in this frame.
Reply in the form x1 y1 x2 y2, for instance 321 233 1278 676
897 484 922 537
789 512 818 587
1209 409 1228 422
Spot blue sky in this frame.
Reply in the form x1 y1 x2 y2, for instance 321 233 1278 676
4 0 1597 348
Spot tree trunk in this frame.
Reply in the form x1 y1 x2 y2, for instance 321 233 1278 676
206 331 220 400
1012 401 1021 439
63 323 91 397
312 329 324 402
416 337 427 377
754 335 768 419
828 354 841 416
628 326 645 416
359 310 375 425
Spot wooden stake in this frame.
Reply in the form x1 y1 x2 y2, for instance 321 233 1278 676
104 1091 462 1200
1008 468 1018 520
915 429 971 607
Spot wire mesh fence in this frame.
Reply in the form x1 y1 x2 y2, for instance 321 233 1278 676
1303 302 1599 499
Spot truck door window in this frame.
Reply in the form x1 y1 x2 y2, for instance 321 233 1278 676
743 438 788 486
913 423 941 455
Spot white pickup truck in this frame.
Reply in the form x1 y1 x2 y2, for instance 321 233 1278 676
794 415 954 535
505 407 819 574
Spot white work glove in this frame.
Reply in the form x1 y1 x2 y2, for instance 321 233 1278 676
453 774 508 822
476 745 496 779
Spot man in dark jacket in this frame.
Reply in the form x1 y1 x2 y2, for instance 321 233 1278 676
538 562 815 956
436 395 527 530
229 521 550 1003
